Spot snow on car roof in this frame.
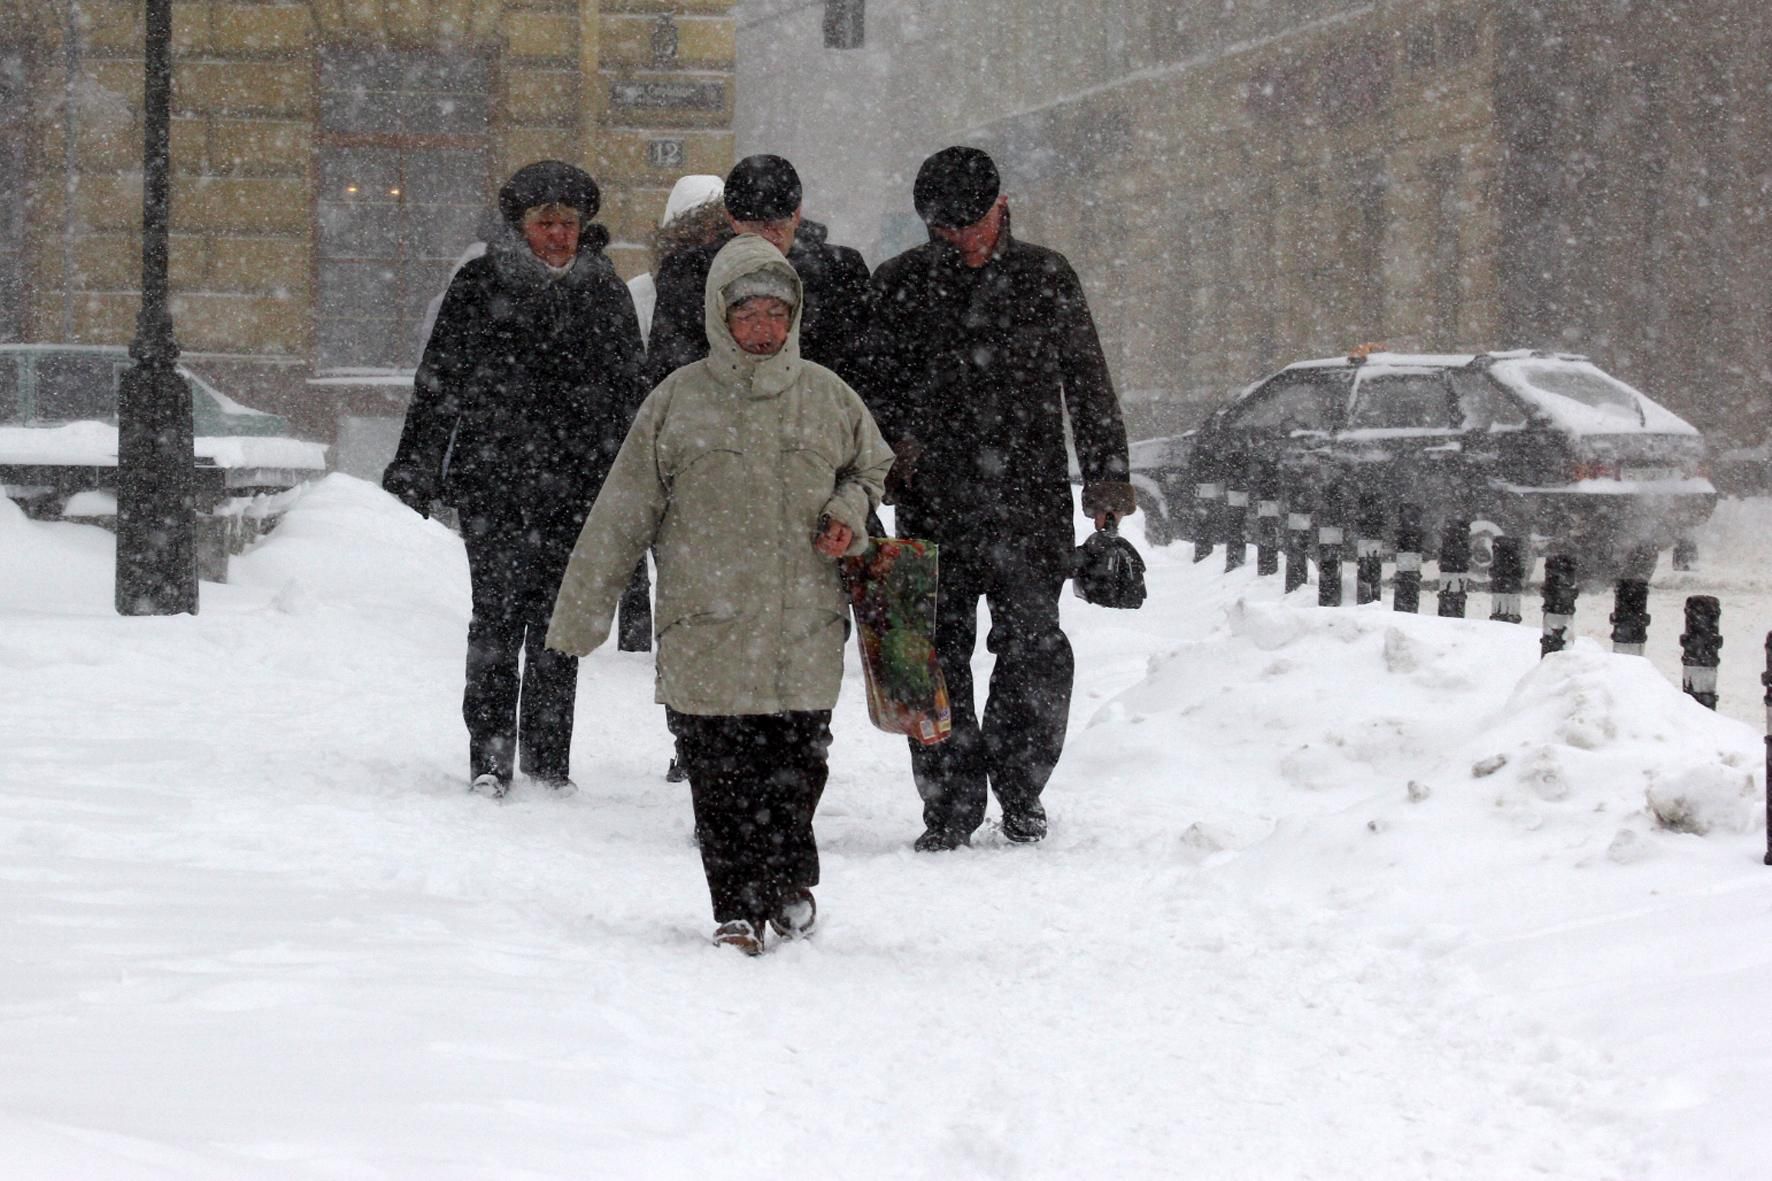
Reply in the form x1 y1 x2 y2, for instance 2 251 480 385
1278 350 1699 437
1490 357 1699 437
1286 351 1481 369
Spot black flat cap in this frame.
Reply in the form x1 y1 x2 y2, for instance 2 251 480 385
498 160 601 226
724 154 802 222
913 146 1000 229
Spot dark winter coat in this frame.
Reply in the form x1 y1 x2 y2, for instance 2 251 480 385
384 223 646 530
861 217 1131 571
644 219 872 391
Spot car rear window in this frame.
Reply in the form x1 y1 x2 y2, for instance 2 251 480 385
34 353 124 422
1506 362 1642 423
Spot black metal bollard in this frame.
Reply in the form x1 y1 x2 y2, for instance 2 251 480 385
1489 536 1524 624
1762 632 1772 866
1610 579 1651 655
1317 479 1344 608
1355 489 1386 606
1255 462 1281 577
1540 554 1578 657
1438 519 1470 619
1284 477 1312 595
1223 474 1248 572
1393 504 1423 614
1680 595 1722 710
1190 450 1219 560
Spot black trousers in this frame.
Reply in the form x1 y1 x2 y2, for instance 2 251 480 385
911 542 1073 838
616 559 652 652
667 709 831 929
460 506 579 782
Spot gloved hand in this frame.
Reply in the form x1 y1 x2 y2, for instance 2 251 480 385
382 466 436 518
1082 481 1137 525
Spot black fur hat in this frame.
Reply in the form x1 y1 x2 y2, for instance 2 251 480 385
724 154 802 222
498 160 601 228
913 146 1000 229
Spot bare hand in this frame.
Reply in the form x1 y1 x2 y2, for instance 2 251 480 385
813 516 854 557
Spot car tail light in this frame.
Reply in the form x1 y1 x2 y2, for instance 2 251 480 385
1570 459 1618 481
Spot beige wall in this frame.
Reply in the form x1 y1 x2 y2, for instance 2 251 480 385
6 0 737 441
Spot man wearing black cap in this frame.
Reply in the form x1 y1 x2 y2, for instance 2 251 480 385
383 160 646 799
644 153 871 390
863 145 1135 851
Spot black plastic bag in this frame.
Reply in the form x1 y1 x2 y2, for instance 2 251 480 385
1073 518 1146 609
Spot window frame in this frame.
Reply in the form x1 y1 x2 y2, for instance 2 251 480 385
310 48 497 372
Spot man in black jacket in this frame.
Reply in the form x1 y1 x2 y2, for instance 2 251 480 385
383 160 646 798
644 154 871 390
864 146 1135 850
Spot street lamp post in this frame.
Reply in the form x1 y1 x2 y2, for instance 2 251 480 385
115 0 197 615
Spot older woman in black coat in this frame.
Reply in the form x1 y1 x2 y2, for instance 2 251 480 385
384 160 646 798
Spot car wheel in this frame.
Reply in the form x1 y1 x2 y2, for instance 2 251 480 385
1563 529 1658 588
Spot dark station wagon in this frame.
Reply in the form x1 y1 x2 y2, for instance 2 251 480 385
1131 350 1716 582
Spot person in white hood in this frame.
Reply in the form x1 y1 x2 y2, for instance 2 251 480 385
626 174 725 348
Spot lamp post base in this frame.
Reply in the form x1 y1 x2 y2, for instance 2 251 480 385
115 360 198 616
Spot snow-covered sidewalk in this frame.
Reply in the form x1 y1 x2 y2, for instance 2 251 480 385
2 477 1766 1179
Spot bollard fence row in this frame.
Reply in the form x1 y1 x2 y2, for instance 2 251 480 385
1177 474 1771 865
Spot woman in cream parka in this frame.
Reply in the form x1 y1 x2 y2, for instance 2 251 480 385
547 233 894 955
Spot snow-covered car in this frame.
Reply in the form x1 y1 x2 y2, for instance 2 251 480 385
1132 350 1716 581
0 344 326 500
0 344 328 577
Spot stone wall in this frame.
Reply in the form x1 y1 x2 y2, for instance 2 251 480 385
734 0 1772 444
4 0 737 445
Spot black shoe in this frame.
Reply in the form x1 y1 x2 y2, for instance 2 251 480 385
914 826 970 852
665 758 689 783
769 886 817 939
1001 805 1048 844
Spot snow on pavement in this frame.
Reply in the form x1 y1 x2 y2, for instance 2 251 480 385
3 476 1768 1179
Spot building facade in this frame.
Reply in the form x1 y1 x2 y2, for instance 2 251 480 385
734 0 1772 447
0 0 736 465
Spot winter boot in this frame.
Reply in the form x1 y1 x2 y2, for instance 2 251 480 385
1000 803 1048 845
532 773 578 797
470 772 510 799
712 919 764 956
914 825 970 852
769 887 817 940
